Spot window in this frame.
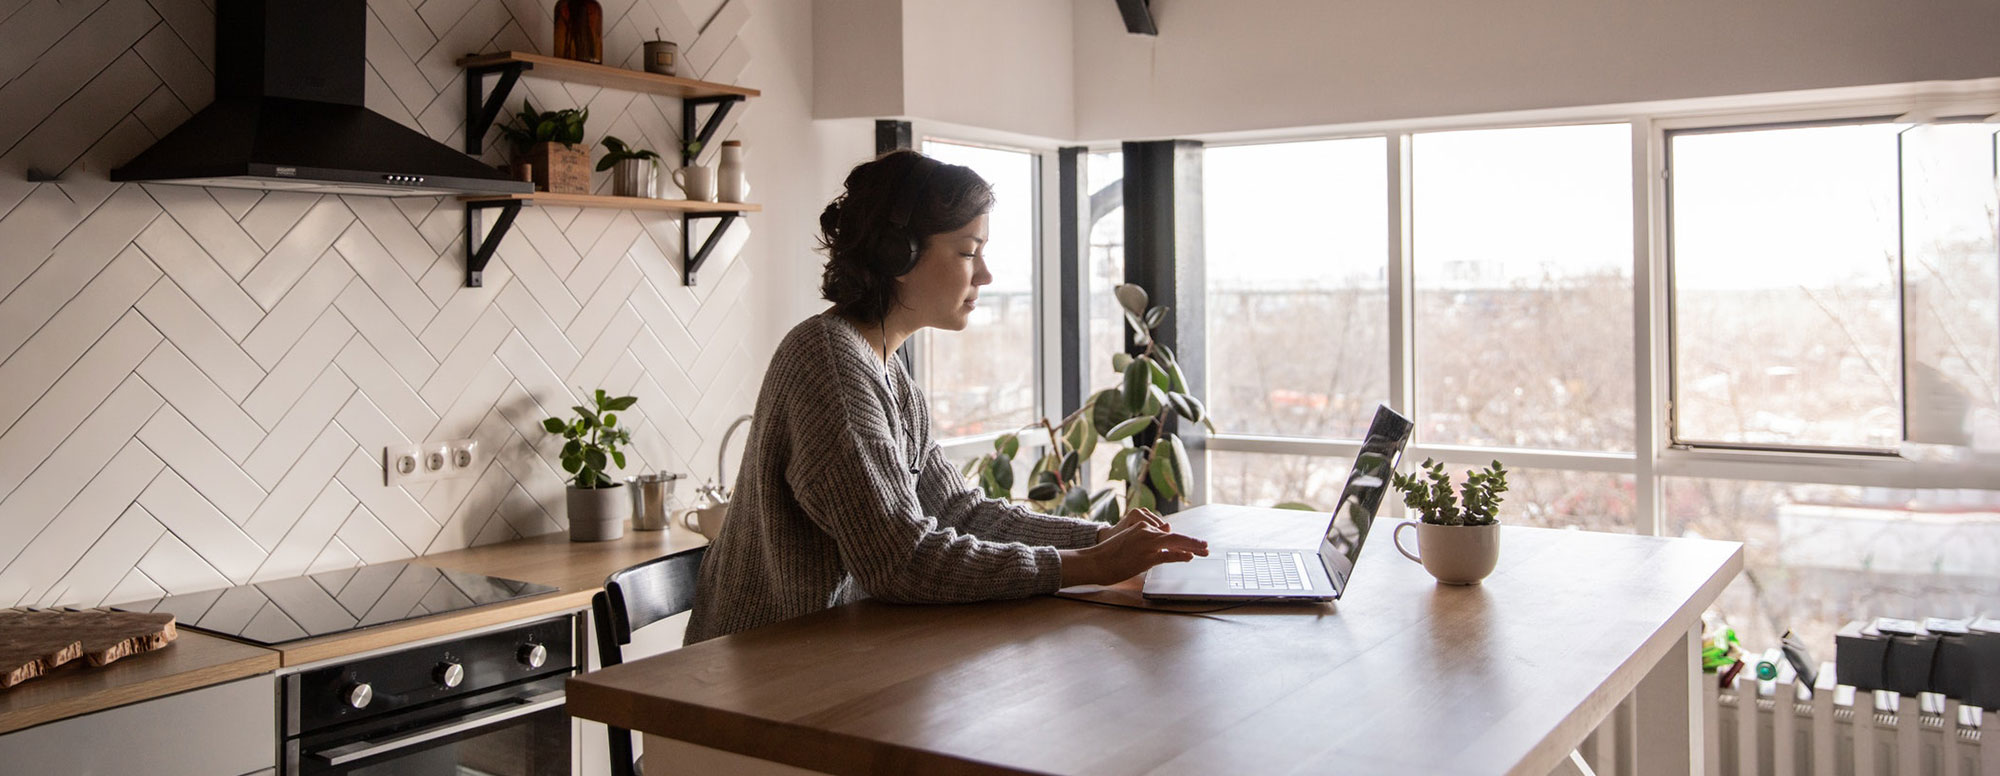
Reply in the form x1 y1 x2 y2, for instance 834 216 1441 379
1079 86 2000 661
1204 138 1390 442
1669 122 1905 451
919 140 1040 439
1412 124 1634 452
1085 151 1126 391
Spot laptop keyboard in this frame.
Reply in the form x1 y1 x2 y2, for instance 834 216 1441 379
1227 551 1307 590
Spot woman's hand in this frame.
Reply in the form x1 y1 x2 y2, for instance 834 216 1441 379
1060 522 1207 587
1097 507 1167 544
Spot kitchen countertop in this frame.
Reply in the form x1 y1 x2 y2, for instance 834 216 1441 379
273 523 706 666
0 522 706 734
0 629 278 735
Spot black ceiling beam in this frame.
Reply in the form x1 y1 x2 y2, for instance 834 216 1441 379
1116 0 1157 35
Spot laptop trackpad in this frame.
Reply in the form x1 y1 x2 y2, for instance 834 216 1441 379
1143 553 1227 595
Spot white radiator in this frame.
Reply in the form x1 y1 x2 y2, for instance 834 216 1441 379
1699 662 1989 776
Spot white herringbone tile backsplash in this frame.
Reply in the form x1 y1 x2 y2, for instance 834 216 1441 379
0 0 761 607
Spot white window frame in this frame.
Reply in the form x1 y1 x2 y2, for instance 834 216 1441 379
1194 78 2000 535
908 120 1065 461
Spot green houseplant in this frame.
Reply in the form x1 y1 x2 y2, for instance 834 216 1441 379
542 389 637 541
500 101 591 194
1389 459 1509 584
597 135 662 198
965 283 1213 523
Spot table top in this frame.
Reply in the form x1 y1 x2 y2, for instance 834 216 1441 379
566 505 1742 776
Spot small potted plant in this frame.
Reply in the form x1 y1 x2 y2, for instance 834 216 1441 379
597 136 662 198
500 101 590 194
1389 459 1508 585
542 389 637 541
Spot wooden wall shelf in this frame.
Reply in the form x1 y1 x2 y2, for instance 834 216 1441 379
461 193 757 287
456 52 761 100
457 52 760 288
460 192 761 214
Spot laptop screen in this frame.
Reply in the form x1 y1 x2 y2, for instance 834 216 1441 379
1317 405 1414 597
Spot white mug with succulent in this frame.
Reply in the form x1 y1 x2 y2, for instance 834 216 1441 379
966 283 1213 524
1389 459 1509 585
499 101 590 194
597 135 662 198
543 389 639 542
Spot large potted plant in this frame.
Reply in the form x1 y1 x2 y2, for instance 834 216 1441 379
500 101 590 194
1389 459 1509 584
596 135 661 198
543 389 637 541
967 283 1212 523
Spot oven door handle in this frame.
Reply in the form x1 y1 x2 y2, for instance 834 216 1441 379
310 690 565 766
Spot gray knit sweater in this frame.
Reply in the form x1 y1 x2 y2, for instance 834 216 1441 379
683 312 1103 644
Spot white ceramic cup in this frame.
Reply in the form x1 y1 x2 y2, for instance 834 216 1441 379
677 502 728 540
672 165 716 202
1392 520 1500 585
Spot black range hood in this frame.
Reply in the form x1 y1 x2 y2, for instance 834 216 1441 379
113 0 530 197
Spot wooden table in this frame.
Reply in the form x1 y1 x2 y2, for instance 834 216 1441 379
566 505 1742 775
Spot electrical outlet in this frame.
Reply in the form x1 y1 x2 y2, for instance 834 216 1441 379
422 442 450 478
385 444 423 487
448 439 481 474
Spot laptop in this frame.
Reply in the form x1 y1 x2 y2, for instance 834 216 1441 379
1142 404 1413 603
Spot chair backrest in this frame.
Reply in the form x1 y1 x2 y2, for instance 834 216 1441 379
590 544 706 776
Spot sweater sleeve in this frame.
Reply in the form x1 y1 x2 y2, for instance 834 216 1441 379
780 331 1066 604
916 441 1103 550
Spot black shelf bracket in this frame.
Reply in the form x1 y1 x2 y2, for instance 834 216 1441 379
464 61 533 154
682 95 745 165
682 212 738 286
464 200 525 287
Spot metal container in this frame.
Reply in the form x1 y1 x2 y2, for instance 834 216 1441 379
643 39 678 76
627 471 683 531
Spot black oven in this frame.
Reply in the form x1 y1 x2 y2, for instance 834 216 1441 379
280 615 575 776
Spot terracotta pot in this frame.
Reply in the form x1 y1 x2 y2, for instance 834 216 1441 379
566 482 628 542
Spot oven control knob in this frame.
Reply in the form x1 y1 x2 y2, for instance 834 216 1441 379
434 661 465 689
345 682 373 709
518 643 548 669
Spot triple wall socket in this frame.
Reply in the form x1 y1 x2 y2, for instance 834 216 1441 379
384 439 482 487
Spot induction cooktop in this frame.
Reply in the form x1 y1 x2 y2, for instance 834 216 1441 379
115 563 558 646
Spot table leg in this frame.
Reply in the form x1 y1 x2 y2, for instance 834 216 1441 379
1632 624 1704 776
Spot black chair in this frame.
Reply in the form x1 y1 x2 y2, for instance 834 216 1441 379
590 545 707 776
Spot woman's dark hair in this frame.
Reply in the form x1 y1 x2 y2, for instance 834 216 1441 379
819 150 994 323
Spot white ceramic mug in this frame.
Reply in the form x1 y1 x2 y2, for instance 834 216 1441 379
678 502 728 540
1392 520 1500 585
672 165 716 202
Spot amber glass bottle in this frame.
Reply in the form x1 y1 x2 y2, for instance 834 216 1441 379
552 0 603 64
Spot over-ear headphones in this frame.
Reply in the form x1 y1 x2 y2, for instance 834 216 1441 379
875 155 939 277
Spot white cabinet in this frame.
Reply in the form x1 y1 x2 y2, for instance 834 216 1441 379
0 674 275 776
575 611 689 776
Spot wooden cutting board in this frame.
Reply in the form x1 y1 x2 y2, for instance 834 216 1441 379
0 609 178 689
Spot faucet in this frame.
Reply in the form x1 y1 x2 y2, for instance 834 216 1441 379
714 414 753 500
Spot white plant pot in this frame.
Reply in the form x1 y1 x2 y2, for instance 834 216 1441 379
567 482 629 542
611 159 657 198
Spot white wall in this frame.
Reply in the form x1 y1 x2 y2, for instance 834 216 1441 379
0 0 814 606
1072 0 2000 140
902 0 1074 140
814 0 1075 140
812 0 905 120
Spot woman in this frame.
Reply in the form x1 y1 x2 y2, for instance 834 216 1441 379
685 150 1207 644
